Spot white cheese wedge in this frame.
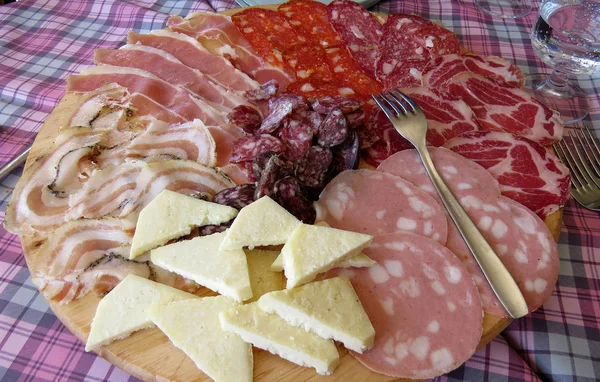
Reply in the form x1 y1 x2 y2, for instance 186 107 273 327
130 189 238 259
246 249 284 302
85 274 194 351
258 277 375 353
149 297 253 382
282 224 373 288
219 302 339 375
270 252 375 272
219 196 300 251
151 231 252 302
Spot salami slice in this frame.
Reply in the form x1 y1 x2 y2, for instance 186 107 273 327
226 105 263 134
256 155 293 199
278 0 342 48
295 145 333 187
376 147 506 316
287 78 359 99
273 176 316 223
280 118 314 161
330 129 360 176
230 134 284 163
328 231 482 379
244 80 279 101
252 150 279 181
231 9 305 66
291 108 322 134
377 58 428 89
258 94 307 134
316 169 448 243
213 183 257 210
283 44 334 81
327 0 383 78
317 108 349 147
197 222 232 237
311 96 363 115
323 46 383 95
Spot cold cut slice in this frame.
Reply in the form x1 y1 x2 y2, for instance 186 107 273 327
278 0 342 48
328 231 482 379
315 169 448 244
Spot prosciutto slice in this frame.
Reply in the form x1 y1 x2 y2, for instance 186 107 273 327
94 45 248 112
67 65 226 127
443 131 570 218
130 93 187 124
168 12 293 88
127 30 259 92
29 219 150 304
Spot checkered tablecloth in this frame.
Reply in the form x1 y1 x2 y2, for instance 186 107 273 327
0 0 598 381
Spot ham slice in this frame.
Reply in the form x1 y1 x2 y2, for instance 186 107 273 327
67 65 226 127
94 45 248 112
129 93 187 124
127 30 259 92
168 12 293 89
443 131 570 218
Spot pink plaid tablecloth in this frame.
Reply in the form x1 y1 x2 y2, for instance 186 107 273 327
0 0 598 381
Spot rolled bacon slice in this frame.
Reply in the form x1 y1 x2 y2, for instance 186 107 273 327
127 30 259 93
68 65 226 127
94 45 248 113
168 11 294 89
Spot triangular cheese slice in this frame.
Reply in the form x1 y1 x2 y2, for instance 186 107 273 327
219 196 300 251
219 302 339 376
85 274 195 351
151 231 252 302
258 277 375 353
282 224 373 288
245 249 284 302
130 189 238 259
149 297 252 382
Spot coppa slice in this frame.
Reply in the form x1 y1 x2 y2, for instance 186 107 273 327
315 169 448 244
258 277 375 353
219 302 340 375
151 232 252 302
443 131 570 219
85 274 194 351
328 232 483 379
220 196 300 250
129 190 238 259
149 297 253 382
281 223 373 288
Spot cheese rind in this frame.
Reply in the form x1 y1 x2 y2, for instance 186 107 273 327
151 231 252 302
85 274 195 351
246 249 284 302
219 303 339 376
282 224 373 288
258 277 375 353
149 297 253 382
130 189 238 259
219 196 300 251
270 252 375 272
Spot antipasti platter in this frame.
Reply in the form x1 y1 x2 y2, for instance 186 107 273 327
5 0 569 381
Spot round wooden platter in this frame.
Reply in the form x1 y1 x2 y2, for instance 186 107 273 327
19 5 564 382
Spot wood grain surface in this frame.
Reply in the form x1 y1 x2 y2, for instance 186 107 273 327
18 5 564 382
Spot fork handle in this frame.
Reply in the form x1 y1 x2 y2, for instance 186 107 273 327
416 146 529 319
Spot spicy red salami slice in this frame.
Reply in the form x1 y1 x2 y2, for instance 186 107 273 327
327 0 383 78
323 46 383 95
232 8 306 66
278 0 342 48
287 78 362 99
316 169 448 243
328 231 482 379
283 44 335 81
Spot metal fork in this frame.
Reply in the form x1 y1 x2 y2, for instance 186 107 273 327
554 125 600 211
373 89 529 319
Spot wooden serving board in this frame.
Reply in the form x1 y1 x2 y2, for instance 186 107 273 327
19 5 564 382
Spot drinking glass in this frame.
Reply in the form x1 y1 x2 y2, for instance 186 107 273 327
474 0 532 19
529 0 600 124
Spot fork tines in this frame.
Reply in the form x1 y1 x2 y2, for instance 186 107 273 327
372 90 420 117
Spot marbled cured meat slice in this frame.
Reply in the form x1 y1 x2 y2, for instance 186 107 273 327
362 106 414 167
377 59 428 89
283 44 334 81
327 0 383 78
168 12 294 88
328 232 482 379
94 45 248 112
401 87 480 147
316 169 448 243
29 219 149 304
443 131 570 218
67 66 226 127
278 0 342 48
420 54 468 92
462 54 525 88
127 30 258 92
231 8 306 67
377 147 506 317
447 73 564 146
